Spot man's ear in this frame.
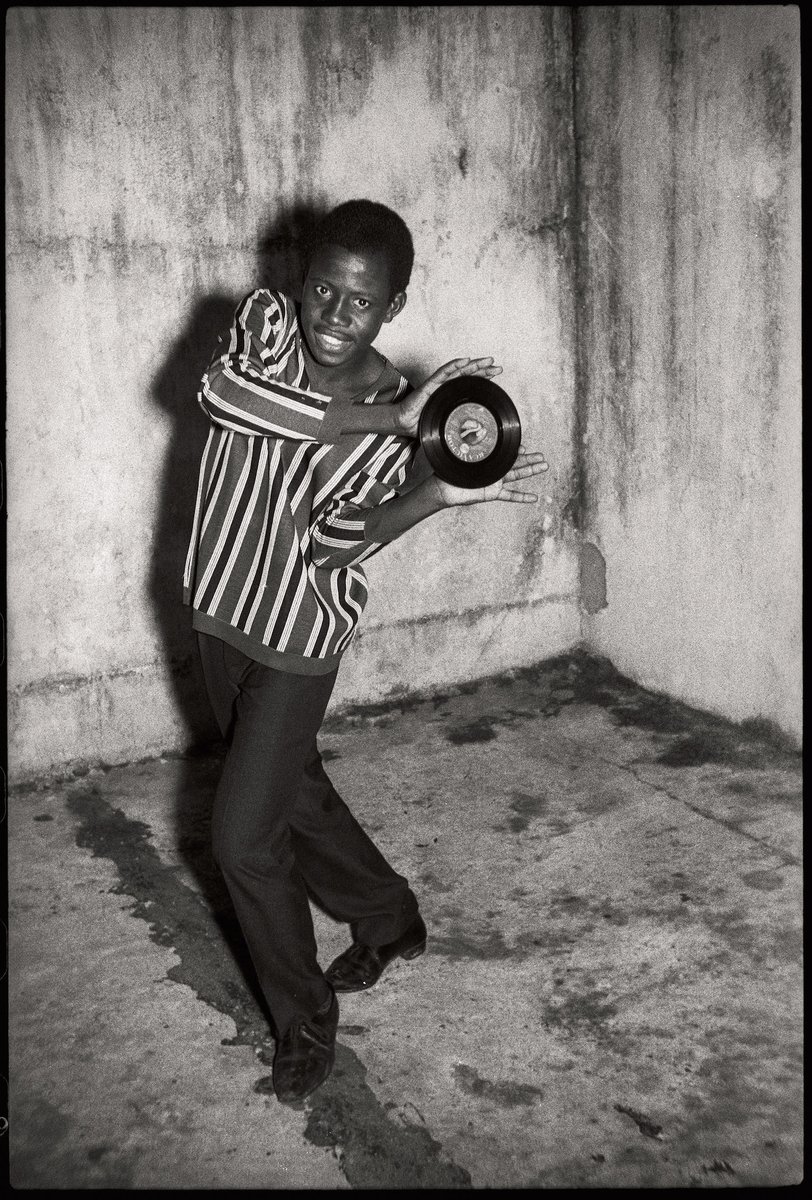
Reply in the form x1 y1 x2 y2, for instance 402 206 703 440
384 291 407 323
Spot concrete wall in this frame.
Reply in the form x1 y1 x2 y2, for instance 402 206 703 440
574 6 802 744
6 6 580 779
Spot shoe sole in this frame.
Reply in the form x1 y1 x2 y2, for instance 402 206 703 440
400 940 427 962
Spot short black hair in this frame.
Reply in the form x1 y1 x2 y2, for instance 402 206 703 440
306 199 415 298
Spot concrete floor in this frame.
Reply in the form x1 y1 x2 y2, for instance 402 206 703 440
8 651 803 1189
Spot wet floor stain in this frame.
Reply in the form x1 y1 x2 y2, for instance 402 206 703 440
428 929 526 961
701 1159 736 1176
11 1092 136 1188
544 987 621 1039
68 785 273 1049
65 783 472 1189
418 869 454 894
506 790 548 832
445 717 499 744
303 1045 472 1188
319 650 801 789
22 647 801 1187
740 870 784 891
614 1104 664 1140
453 1064 543 1106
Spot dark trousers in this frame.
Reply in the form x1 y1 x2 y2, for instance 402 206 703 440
197 632 417 1035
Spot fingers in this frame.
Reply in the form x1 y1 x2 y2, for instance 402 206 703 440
432 357 503 383
494 447 549 501
504 457 549 480
496 489 538 503
514 448 549 465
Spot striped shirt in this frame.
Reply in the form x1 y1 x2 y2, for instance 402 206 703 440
183 289 416 675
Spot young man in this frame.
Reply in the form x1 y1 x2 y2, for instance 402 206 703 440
183 199 548 1103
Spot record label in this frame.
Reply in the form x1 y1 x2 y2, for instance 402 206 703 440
443 402 499 463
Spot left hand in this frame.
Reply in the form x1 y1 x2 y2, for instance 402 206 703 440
431 448 549 508
395 357 503 438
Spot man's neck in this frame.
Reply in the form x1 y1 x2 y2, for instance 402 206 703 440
302 342 385 400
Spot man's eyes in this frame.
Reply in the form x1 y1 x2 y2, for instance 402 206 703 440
313 284 371 309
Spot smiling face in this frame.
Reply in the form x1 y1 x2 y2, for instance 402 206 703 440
300 243 406 385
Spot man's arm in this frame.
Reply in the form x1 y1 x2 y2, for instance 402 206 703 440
364 450 549 545
324 356 505 440
199 292 333 441
309 449 549 571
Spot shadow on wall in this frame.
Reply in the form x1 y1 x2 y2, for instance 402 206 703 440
148 293 238 750
146 204 338 1018
145 203 325 753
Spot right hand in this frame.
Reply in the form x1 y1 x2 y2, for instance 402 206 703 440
395 357 503 438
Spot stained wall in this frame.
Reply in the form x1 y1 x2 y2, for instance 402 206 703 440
7 6 801 778
6 7 579 778
575 6 801 744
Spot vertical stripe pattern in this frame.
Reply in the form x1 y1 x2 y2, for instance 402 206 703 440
183 290 416 668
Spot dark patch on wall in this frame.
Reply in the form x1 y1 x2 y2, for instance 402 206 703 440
664 5 683 456
758 45 793 156
219 10 250 225
298 6 400 123
567 7 588 532
579 540 607 613
457 146 469 177
602 10 635 487
745 42 794 424
514 521 547 591
109 210 130 273
571 8 638 518
453 1064 543 1107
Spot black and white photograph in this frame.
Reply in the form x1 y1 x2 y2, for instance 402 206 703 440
4 4 802 1189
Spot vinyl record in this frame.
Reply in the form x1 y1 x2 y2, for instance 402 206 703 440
418 376 522 488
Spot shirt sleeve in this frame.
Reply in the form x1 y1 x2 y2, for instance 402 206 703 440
197 290 333 442
309 437 416 569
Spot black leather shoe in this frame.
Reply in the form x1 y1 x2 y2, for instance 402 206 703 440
325 914 427 992
273 990 339 1103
